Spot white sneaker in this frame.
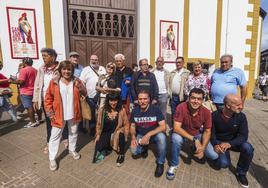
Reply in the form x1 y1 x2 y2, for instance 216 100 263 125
49 160 57 171
23 121 39 128
166 166 178 180
69 151 81 160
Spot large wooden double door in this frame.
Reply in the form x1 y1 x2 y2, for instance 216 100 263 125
68 0 137 67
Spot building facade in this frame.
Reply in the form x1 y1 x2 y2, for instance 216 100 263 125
0 0 265 99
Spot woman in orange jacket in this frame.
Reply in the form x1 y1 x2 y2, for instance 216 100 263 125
44 60 87 171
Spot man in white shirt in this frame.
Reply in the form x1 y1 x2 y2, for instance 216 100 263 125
79 55 106 131
152 57 170 121
168 57 190 118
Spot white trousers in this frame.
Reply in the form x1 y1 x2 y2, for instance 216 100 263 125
49 119 78 160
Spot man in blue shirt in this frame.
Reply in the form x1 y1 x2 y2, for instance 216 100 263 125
130 90 167 178
69 51 83 78
211 94 254 188
211 54 247 109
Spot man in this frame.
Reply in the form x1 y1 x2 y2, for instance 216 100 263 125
131 58 159 105
167 88 218 180
152 56 170 120
10 57 38 127
79 55 106 132
168 56 190 117
211 54 247 109
130 90 167 177
211 94 254 188
69 51 83 78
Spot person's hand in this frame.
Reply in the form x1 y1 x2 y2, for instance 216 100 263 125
33 102 38 111
131 138 138 149
140 134 150 145
214 144 224 154
194 139 203 153
125 80 131 85
152 99 158 104
219 142 231 152
94 135 100 143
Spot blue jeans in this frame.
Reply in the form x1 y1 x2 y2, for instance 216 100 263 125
215 142 254 175
170 95 183 118
170 133 218 166
130 132 167 164
0 95 17 122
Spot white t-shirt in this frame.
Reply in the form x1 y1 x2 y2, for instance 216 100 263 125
59 80 74 121
153 69 167 94
79 66 106 98
171 68 184 95
42 73 53 101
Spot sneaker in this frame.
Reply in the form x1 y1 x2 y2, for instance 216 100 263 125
116 155 125 167
94 151 105 163
166 166 178 180
69 151 81 160
24 121 39 128
236 174 249 188
49 160 57 171
154 163 164 177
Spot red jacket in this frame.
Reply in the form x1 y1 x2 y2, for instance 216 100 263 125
44 77 86 128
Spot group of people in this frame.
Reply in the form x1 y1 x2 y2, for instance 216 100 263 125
0 49 253 188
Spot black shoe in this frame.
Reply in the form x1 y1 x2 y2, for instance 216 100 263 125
79 127 88 134
141 149 148 159
116 155 125 167
236 174 249 188
154 163 164 177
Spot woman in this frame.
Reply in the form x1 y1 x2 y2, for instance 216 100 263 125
94 92 129 166
96 62 120 108
44 60 87 171
184 61 211 99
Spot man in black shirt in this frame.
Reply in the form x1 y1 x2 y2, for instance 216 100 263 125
211 94 254 188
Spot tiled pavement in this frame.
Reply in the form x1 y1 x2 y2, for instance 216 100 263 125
0 99 267 188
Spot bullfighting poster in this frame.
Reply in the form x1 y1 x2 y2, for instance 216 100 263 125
159 20 179 63
6 7 39 59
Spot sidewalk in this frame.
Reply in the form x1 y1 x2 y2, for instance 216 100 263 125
0 99 267 188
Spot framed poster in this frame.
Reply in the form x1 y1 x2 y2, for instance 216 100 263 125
6 7 39 59
159 20 179 63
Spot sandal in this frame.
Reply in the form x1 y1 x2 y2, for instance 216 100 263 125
63 140 69 149
43 145 49 154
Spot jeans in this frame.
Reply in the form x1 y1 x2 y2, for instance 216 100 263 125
0 95 17 122
170 133 218 166
86 97 97 125
170 94 183 118
130 132 167 164
215 142 254 175
158 93 168 120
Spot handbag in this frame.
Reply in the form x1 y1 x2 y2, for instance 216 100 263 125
80 95 92 120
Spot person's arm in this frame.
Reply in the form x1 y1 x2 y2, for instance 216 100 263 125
151 74 159 103
9 79 24 85
173 121 194 141
130 123 138 148
201 128 211 149
240 84 247 104
228 114 248 147
140 120 166 145
32 68 41 110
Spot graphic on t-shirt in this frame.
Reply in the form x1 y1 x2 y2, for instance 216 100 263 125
134 116 157 128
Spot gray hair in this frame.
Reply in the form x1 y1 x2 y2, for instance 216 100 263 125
193 60 203 68
220 54 233 62
114 53 125 61
41 48 57 59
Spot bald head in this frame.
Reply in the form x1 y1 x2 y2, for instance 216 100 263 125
224 94 243 113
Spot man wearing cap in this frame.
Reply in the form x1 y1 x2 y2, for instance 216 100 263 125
69 51 83 78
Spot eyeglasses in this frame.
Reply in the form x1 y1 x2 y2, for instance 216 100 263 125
176 61 183 64
107 65 114 69
90 59 98 62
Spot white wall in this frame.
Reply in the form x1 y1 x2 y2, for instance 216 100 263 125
155 0 184 71
188 0 217 59
0 0 46 76
137 0 151 62
220 0 252 80
50 0 68 61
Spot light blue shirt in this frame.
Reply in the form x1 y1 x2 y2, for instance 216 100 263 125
211 67 246 104
74 64 83 78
